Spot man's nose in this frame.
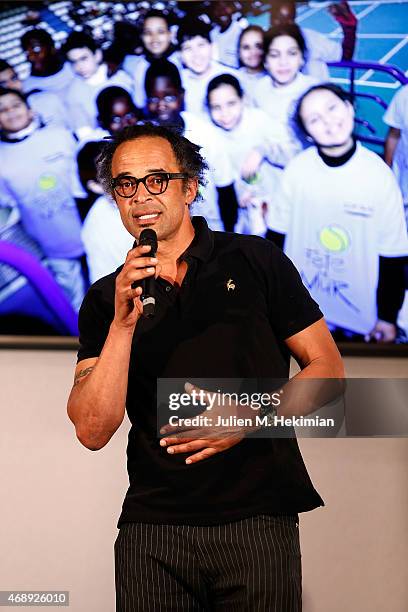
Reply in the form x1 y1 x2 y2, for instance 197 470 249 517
132 181 151 201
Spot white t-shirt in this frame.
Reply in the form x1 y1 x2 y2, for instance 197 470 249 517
237 67 267 105
123 54 143 76
182 111 234 230
253 72 318 142
23 62 74 97
181 60 240 118
27 90 71 131
383 84 408 204
210 17 248 69
0 125 84 258
66 64 133 136
301 27 342 80
266 143 408 334
129 51 183 109
208 106 284 235
82 196 134 283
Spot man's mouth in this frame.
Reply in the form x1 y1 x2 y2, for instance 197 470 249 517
133 212 162 221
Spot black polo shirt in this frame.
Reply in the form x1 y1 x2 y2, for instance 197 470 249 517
77 217 325 526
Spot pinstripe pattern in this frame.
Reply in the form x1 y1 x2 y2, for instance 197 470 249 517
115 515 301 611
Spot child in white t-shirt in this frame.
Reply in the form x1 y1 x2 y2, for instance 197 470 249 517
207 1 248 69
266 83 408 343
252 23 318 141
0 59 69 130
123 10 182 110
242 23 318 182
177 17 239 117
206 73 288 236
0 88 85 311
63 31 133 140
237 25 267 92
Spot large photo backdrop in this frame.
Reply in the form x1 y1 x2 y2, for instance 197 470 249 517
0 0 407 343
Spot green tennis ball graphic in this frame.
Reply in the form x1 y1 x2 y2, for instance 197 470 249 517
319 225 350 253
243 173 260 185
38 174 57 191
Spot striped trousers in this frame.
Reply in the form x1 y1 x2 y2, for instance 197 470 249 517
114 515 301 611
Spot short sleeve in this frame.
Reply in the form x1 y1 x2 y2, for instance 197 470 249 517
376 166 408 256
383 85 408 130
76 281 115 363
268 244 323 340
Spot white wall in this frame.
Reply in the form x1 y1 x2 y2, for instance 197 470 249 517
1 350 407 611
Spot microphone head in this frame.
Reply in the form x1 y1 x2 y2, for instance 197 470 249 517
139 228 158 252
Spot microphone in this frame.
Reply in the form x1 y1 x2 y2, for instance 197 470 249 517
131 228 158 318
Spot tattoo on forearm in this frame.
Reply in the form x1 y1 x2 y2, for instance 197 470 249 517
74 367 94 386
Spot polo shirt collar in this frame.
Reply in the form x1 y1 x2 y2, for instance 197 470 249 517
182 216 214 262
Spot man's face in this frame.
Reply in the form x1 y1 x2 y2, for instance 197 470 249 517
25 38 52 72
147 77 183 123
111 136 197 242
66 47 102 79
108 97 139 133
181 36 212 76
0 93 33 133
300 89 354 148
0 68 22 91
142 17 172 57
271 1 296 26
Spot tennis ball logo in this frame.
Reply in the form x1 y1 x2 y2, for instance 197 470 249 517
243 173 260 185
319 225 350 253
38 174 57 191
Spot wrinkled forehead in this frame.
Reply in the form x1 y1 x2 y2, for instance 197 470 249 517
112 136 179 173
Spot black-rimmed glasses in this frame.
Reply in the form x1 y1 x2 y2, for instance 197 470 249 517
111 172 188 198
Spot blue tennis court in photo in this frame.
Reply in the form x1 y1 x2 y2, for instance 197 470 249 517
251 0 408 151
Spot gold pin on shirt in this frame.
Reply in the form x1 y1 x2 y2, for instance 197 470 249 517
226 279 235 291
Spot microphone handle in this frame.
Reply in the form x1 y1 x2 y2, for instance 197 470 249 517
130 239 156 318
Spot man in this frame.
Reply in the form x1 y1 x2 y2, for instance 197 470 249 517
145 58 238 231
20 28 74 97
63 31 133 139
271 0 357 80
177 17 239 116
67 122 344 610
0 59 69 130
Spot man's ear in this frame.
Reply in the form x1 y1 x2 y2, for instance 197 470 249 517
185 177 198 206
95 49 103 65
